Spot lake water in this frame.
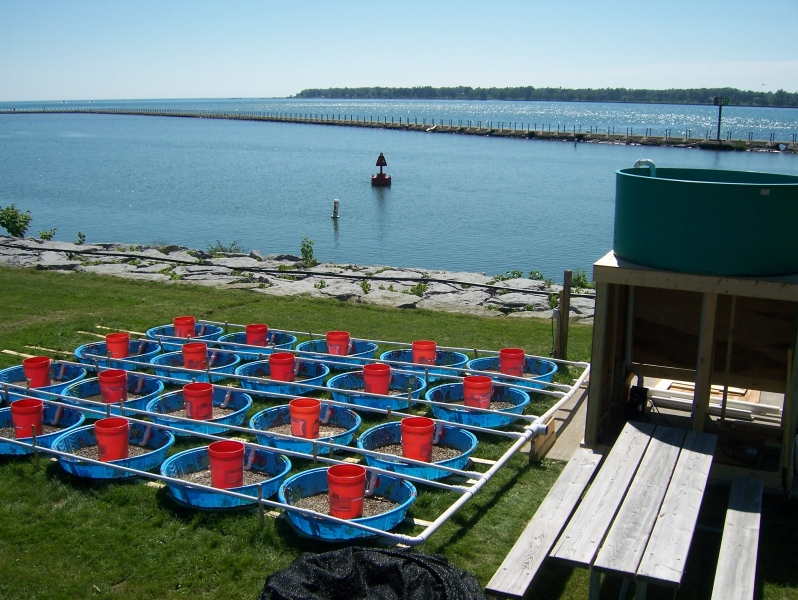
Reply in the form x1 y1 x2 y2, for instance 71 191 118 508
1 99 797 281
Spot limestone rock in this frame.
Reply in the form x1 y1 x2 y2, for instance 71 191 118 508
37 251 81 271
361 290 420 309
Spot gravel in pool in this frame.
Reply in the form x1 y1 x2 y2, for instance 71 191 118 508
81 393 145 403
292 492 399 517
267 423 349 437
71 444 152 460
0 423 65 439
175 468 270 487
372 444 462 462
163 406 237 419
449 400 515 410
479 368 541 379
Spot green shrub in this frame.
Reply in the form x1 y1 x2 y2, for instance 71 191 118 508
300 235 318 267
38 228 56 241
76 232 86 245
0 204 32 237
571 269 594 290
360 280 371 294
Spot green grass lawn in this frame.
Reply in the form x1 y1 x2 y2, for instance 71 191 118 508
2 267 797 600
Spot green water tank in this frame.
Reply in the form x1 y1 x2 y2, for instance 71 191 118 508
614 167 798 277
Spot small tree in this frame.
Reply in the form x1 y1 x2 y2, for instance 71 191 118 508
300 235 318 267
0 204 32 237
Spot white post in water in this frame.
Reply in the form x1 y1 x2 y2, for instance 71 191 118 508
331 198 340 219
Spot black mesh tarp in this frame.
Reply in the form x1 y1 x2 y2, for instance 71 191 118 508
258 547 486 600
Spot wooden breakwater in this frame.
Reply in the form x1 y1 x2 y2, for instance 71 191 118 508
3 107 796 153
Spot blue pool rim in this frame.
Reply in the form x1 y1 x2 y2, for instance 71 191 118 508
149 349 241 383
0 404 86 455
325 370 426 410
52 421 175 479
424 383 530 428
465 356 558 390
0 363 88 403
145 323 223 352
234 360 330 398
145 387 252 436
295 339 379 370
249 402 361 455
378 349 470 382
217 330 297 360
160 445 291 509
62 375 165 418
357 421 478 481
278 467 417 541
74 339 161 371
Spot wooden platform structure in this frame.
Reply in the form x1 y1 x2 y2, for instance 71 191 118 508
586 251 798 489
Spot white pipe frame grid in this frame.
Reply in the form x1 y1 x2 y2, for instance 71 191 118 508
3 342 589 544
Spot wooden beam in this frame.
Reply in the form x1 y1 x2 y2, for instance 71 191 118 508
585 282 611 445
693 293 719 432
557 270 572 360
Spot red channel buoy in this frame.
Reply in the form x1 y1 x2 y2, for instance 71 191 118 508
371 152 391 186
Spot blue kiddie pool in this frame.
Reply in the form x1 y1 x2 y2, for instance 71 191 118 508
62 374 164 418
218 330 297 360
326 370 426 411
52 421 175 479
0 403 86 455
358 422 477 481
160 445 291 509
145 323 223 352
150 349 241 383
235 360 330 398
278 467 417 541
466 356 558 390
0 362 87 403
425 383 530 428
378 349 470 383
74 338 161 371
294 339 379 370
249 403 361 455
145 387 252 436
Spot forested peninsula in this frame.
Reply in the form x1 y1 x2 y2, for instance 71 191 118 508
295 86 798 107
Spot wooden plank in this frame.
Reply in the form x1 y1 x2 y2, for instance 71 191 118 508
693 293 718 431
593 426 686 577
636 431 718 586
710 477 764 600
486 448 603 599
593 251 798 302
585 282 611 445
550 422 655 568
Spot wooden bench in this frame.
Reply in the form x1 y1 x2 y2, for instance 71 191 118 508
711 476 764 600
485 447 603 599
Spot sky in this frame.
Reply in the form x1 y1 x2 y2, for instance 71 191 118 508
1 0 797 102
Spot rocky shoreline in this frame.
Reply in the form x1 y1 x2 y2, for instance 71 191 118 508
0 237 595 322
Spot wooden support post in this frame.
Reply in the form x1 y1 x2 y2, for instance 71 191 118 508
693 293 718 432
720 296 737 425
586 282 611 445
557 270 572 360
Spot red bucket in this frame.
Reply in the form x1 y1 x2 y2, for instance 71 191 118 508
98 369 128 404
11 398 44 438
208 440 244 489
326 331 351 356
22 356 51 388
499 348 526 377
289 398 321 438
327 464 366 519
363 363 391 395
269 352 296 382
183 382 214 419
182 342 208 370
173 316 196 338
412 340 437 365
94 417 130 462
401 416 435 462
105 332 130 358
246 323 269 346
463 375 493 409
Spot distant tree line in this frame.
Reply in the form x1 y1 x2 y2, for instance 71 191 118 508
295 86 798 107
